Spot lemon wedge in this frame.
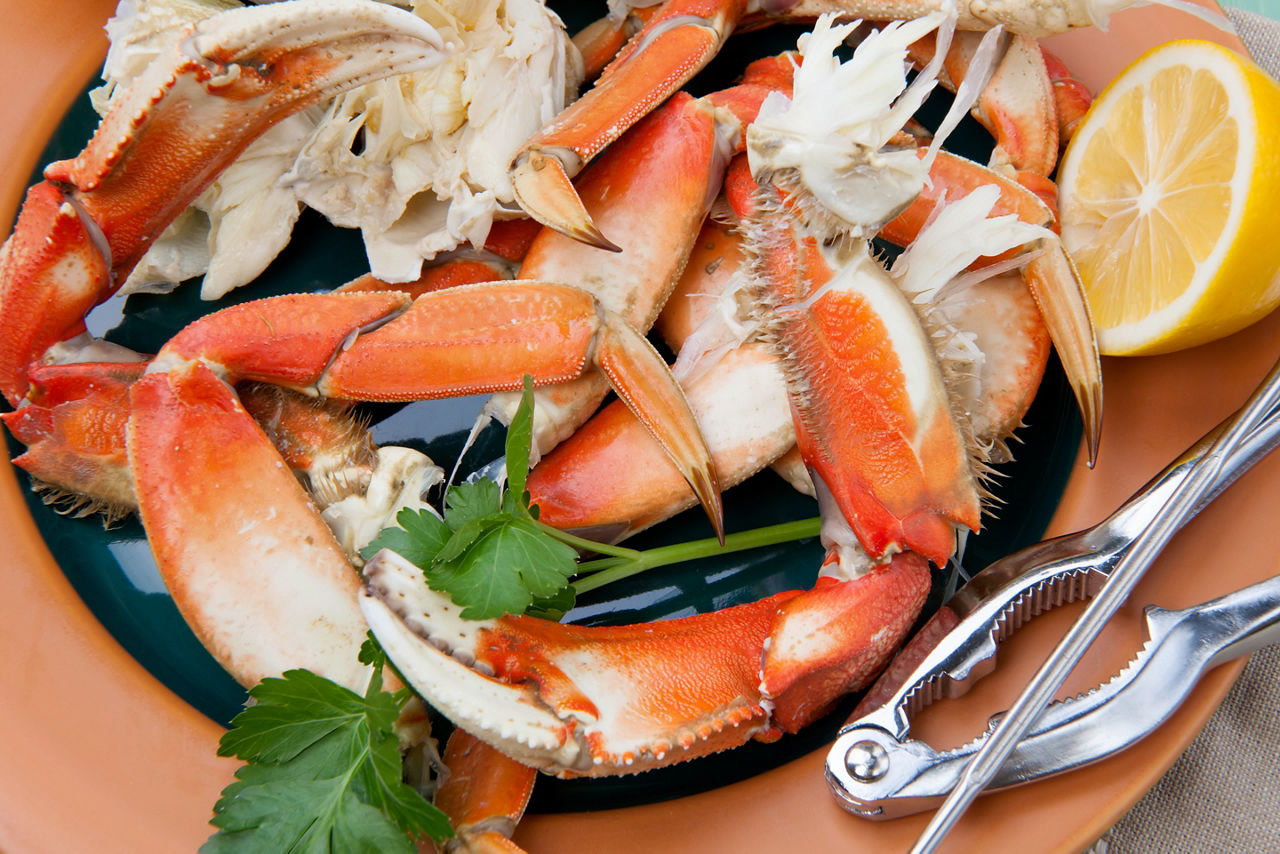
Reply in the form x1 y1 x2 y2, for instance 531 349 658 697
1057 39 1280 355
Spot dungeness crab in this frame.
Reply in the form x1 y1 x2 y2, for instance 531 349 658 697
2 0 1218 849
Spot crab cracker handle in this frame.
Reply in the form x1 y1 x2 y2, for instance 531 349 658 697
826 386 1280 816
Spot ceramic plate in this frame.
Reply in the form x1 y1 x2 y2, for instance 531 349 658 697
0 2 1271 852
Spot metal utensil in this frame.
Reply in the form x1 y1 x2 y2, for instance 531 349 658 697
824 355 1280 839
829 569 1280 817
910 353 1280 851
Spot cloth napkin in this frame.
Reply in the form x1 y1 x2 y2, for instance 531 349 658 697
1093 9 1280 852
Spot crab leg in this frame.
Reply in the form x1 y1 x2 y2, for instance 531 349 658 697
489 61 794 455
510 0 748 246
103 283 720 692
435 730 537 854
129 361 375 691
752 192 981 565
908 30 1059 177
525 186 1052 541
515 0 1215 245
884 151 1103 462
487 91 731 453
525 195 793 538
1043 48 1094 143
0 0 448 405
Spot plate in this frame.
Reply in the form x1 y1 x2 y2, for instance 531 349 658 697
0 2 1270 852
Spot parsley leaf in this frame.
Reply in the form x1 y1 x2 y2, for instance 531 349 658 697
359 507 449 566
442 478 502 529
363 376 579 620
503 374 536 513
428 517 578 619
204 660 451 853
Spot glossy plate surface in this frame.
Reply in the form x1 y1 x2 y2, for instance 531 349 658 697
0 2 1269 852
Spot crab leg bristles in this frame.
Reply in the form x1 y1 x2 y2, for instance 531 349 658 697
762 551 932 732
489 92 735 454
128 361 372 692
510 0 747 244
361 549 795 776
435 731 537 854
753 200 980 565
933 272 1051 449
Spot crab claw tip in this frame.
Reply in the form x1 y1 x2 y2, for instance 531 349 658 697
511 150 622 252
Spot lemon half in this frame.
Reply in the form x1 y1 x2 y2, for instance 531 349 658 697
1057 39 1280 355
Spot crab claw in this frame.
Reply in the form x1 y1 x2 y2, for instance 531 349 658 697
510 153 621 253
360 546 931 776
762 552 932 732
0 0 448 403
360 549 794 775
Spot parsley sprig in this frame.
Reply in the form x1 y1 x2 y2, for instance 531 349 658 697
361 376 579 619
363 376 821 620
203 639 452 853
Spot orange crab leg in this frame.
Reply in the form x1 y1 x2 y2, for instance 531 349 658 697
571 4 665 81
909 30 1059 178
113 281 722 692
762 552 932 731
746 185 980 565
2 362 144 516
130 361 374 691
526 209 792 540
150 286 722 539
488 84 752 453
1043 47 1093 143
510 0 747 246
526 343 791 540
435 730 537 854
0 0 447 405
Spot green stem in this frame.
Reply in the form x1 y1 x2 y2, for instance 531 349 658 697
571 517 822 595
535 522 642 560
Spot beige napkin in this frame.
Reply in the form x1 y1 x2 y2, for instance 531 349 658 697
1093 10 1280 851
